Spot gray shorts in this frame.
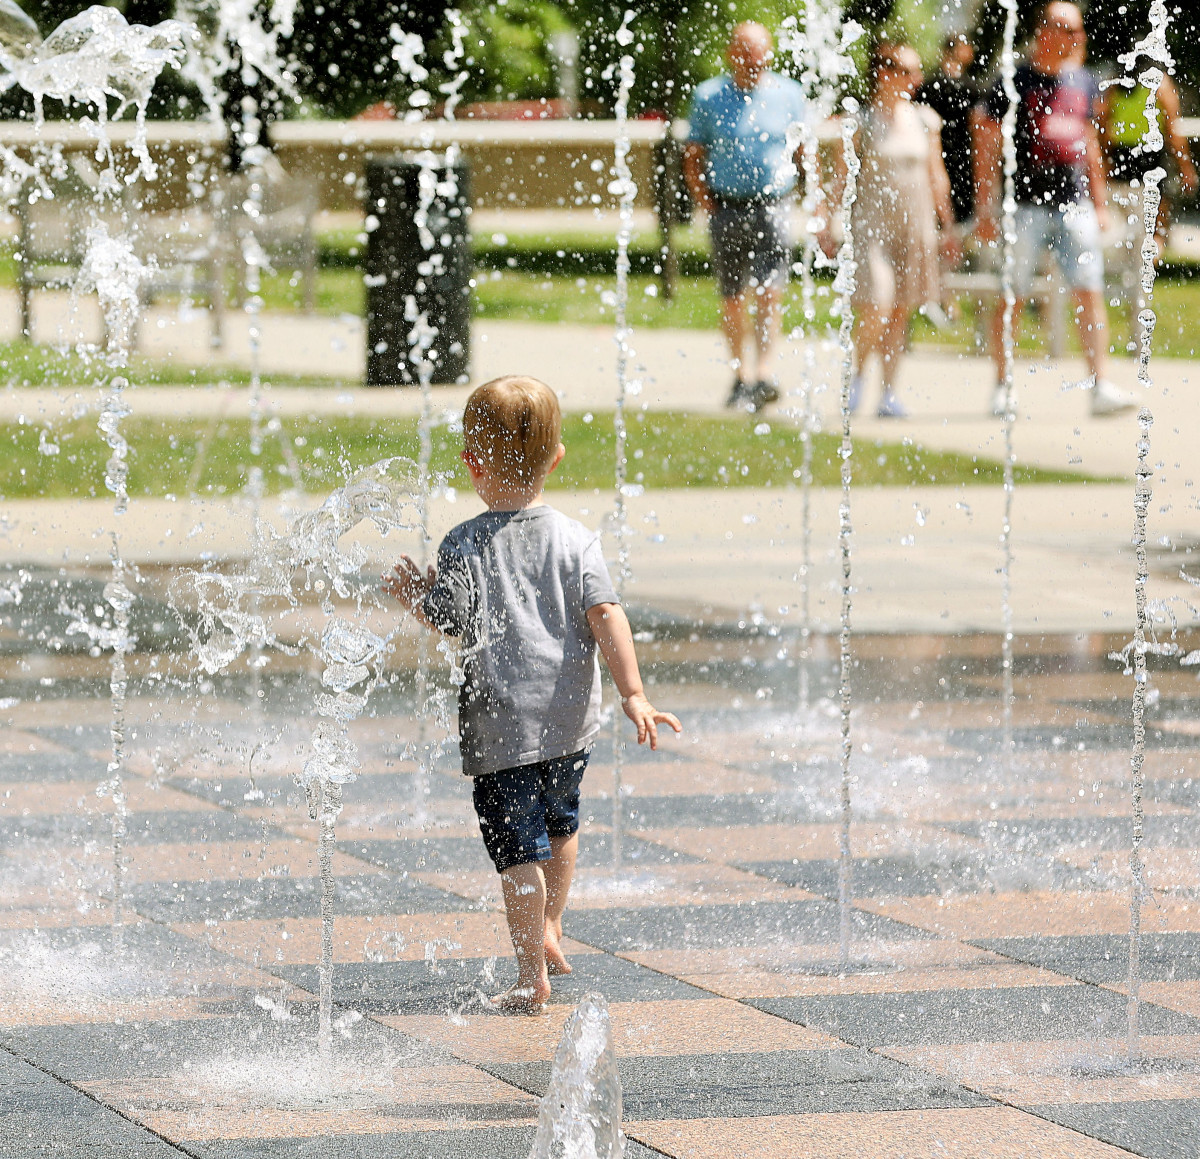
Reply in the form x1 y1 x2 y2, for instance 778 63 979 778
709 198 791 299
1013 202 1104 297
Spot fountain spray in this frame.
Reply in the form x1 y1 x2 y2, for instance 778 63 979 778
529 992 625 1159
8 8 191 948
180 459 423 1058
1127 409 1154 1059
1117 0 1174 1061
833 103 860 969
997 0 1019 772
780 2 860 712
385 14 469 807
608 12 638 871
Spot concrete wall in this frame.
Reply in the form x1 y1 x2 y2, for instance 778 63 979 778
0 120 672 217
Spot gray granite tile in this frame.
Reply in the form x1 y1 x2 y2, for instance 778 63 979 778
0 810 278 848
750 986 1200 1047
276 952 710 1015
186 1130 661 1158
1029 1099 1200 1159
0 752 105 783
341 831 691 875
564 899 930 953
0 1015 448 1083
127 874 475 923
742 856 988 898
0 1052 57 1087
485 1047 988 1120
949 723 1200 752
28 725 114 753
940 815 1197 852
585 792 817 830
166 771 468 812
0 1078 183 1155
971 933 1200 984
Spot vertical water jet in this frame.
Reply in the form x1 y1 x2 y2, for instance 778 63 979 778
833 104 860 968
608 16 637 872
997 0 1019 772
1117 0 1174 1061
1127 408 1154 1059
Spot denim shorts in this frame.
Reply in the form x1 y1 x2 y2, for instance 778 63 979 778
709 198 791 299
1013 201 1104 296
472 750 590 872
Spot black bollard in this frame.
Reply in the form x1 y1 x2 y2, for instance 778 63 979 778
365 156 471 386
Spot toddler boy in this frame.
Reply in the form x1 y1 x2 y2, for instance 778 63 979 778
383 374 680 1013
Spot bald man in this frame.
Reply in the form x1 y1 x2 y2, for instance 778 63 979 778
684 22 807 412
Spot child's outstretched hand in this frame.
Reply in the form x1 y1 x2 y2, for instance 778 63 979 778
381 555 436 615
621 692 682 750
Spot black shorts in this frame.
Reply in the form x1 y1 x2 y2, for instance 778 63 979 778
472 749 590 872
709 197 791 298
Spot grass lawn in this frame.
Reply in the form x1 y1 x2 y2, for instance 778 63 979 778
1 410 1120 501
5 230 1200 366
259 263 1200 361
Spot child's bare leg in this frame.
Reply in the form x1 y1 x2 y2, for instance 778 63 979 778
543 832 578 976
497 861 551 1010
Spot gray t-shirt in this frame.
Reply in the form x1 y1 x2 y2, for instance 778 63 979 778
423 505 618 777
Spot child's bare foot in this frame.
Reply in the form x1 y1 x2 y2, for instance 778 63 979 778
487 982 549 1015
544 921 572 976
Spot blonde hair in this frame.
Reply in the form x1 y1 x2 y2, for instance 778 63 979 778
463 375 562 486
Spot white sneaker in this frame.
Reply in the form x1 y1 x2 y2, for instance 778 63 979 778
990 384 1016 419
1090 378 1138 417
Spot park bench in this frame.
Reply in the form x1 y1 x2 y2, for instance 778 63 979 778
17 161 225 348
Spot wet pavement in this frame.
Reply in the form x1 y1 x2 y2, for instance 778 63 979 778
2 634 1199 1157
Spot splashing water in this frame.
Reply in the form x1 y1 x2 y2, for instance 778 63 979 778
1126 408 1155 1058
177 457 425 1055
1 6 190 187
779 5 862 711
16 20 184 951
1117 0 1174 1060
175 0 299 124
391 20 469 806
0 0 39 58
529 993 625 1159
1116 1 1173 389
832 102 860 968
997 0 1020 771
607 14 637 871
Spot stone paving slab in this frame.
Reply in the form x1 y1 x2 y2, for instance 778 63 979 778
1028 1101 1200 1159
971 934 1200 984
485 1047 990 1120
181 1131 663 1158
7 633 1200 1154
752 987 1200 1048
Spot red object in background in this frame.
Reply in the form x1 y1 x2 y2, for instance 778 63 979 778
355 101 399 121
457 98 572 120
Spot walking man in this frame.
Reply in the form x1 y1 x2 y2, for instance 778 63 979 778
975 1 1135 418
684 22 808 412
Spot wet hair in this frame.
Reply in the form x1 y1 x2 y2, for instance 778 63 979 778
463 375 562 487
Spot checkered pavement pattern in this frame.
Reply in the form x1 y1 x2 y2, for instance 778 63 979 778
3 637 1200 1158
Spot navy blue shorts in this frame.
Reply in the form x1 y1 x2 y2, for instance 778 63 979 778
472 750 590 873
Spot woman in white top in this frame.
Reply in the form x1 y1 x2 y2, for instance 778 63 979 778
843 42 958 418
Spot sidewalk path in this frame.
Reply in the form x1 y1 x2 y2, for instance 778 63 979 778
1 289 1196 633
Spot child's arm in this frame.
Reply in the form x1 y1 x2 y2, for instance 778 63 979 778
381 554 439 631
586 602 682 749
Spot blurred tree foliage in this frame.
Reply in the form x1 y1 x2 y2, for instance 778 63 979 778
1 0 1193 122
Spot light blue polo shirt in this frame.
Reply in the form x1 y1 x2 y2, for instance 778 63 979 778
687 72 808 199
